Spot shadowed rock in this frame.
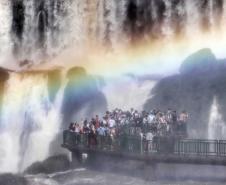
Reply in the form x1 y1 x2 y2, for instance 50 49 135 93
62 67 107 128
144 49 226 138
24 155 70 174
180 48 217 74
50 67 107 156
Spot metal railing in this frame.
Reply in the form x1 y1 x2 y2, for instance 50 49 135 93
63 130 226 157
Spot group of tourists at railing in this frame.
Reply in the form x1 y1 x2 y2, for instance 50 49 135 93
65 108 189 148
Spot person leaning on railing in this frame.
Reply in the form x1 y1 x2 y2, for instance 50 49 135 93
178 111 189 138
64 108 189 149
63 122 77 145
145 129 154 152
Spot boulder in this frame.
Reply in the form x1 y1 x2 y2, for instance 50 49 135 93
25 155 70 175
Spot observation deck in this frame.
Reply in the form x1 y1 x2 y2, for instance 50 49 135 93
62 130 226 166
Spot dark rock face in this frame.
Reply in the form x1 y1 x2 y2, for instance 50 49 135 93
62 67 107 128
144 49 226 138
180 48 217 74
50 67 107 155
24 155 70 174
0 174 28 185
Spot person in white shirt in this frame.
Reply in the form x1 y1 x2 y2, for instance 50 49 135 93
146 130 154 152
109 117 116 128
148 113 155 124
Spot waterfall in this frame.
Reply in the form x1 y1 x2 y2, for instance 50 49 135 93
0 0 226 65
0 0 12 64
0 0 226 174
103 76 156 111
0 72 66 173
208 97 226 140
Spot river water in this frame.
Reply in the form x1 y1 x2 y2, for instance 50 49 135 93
25 168 226 185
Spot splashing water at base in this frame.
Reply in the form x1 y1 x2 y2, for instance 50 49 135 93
208 97 226 140
0 73 66 173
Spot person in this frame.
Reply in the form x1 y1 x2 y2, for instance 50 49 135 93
74 123 81 144
97 124 106 147
94 115 100 129
145 129 154 152
130 108 135 115
97 124 106 136
166 109 173 133
74 123 80 133
82 120 90 134
147 110 155 124
158 113 167 136
69 122 74 132
102 116 108 127
69 108 189 150
172 110 178 133
178 111 189 137
63 123 74 145
109 116 116 128
88 125 97 147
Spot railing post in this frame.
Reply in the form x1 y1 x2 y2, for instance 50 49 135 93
63 130 67 145
140 135 143 154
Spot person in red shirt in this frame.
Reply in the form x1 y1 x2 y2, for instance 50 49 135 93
94 115 100 129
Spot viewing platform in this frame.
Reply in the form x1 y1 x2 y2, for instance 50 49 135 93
62 130 226 166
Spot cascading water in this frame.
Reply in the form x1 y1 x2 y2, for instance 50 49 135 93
103 76 156 111
0 0 12 65
0 72 66 173
208 97 226 140
0 0 226 65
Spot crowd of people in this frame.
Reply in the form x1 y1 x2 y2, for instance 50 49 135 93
66 108 189 147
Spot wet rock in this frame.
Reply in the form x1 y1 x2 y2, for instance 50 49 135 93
62 67 107 127
0 173 28 185
144 48 226 138
180 48 216 75
24 155 70 175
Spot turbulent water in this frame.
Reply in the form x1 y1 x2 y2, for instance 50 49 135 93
24 167 226 185
0 73 66 173
0 0 226 182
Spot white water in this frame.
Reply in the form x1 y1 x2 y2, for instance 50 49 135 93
1 0 226 66
0 0 226 174
208 97 226 140
0 73 67 173
0 0 12 65
103 76 156 111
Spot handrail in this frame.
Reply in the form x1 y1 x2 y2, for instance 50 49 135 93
63 130 226 157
